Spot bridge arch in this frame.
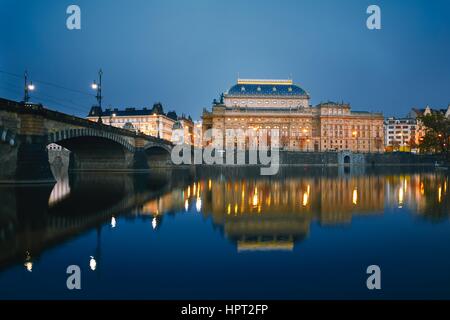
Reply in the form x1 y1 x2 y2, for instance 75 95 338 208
47 128 136 171
144 141 173 167
48 128 135 152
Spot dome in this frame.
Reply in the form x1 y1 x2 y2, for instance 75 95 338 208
226 79 308 97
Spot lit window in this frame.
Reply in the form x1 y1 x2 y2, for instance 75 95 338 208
257 87 261 92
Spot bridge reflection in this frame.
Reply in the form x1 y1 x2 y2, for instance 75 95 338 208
0 167 448 270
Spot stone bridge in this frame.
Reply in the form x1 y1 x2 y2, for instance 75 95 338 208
0 98 174 183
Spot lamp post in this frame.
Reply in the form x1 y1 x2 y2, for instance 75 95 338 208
110 112 116 127
153 113 160 138
23 71 35 103
91 69 103 123
303 128 309 152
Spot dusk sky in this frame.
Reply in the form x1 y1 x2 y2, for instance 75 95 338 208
1 0 449 119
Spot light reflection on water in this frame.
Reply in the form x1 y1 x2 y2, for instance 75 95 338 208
0 166 449 299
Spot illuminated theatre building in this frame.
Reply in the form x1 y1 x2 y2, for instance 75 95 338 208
202 79 384 152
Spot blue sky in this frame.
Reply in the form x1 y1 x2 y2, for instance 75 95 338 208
1 0 449 119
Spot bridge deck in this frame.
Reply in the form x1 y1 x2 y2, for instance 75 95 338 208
0 97 172 145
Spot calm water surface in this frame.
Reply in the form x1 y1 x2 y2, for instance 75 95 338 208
0 166 449 299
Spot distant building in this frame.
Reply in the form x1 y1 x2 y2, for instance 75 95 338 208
193 120 203 148
202 78 384 152
384 105 450 153
384 117 418 153
87 103 194 144
172 116 194 145
409 105 450 149
408 105 450 119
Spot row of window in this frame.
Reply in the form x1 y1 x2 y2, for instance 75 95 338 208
387 125 416 129
231 100 303 105
387 131 415 134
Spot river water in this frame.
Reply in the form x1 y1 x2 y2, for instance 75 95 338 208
0 166 449 299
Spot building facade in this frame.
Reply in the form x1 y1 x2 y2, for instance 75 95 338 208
383 105 450 153
384 117 419 152
87 103 194 144
202 79 384 152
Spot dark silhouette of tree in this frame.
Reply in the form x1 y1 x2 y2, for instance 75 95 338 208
418 113 450 159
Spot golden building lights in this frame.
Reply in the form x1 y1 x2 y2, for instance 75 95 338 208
398 187 404 208
352 188 358 205
302 192 309 207
203 79 384 153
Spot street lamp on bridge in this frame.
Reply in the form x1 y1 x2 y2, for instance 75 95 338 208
91 69 103 123
23 71 35 103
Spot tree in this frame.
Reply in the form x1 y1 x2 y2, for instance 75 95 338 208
407 137 418 152
418 113 450 159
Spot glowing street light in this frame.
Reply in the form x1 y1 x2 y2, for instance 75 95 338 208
89 256 97 271
111 216 116 228
23 71 35 103
24 251 33 272
110 112 116 126
91 69 103 123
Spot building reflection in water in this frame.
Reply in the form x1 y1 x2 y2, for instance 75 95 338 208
0 168 448 271
135 170 448 252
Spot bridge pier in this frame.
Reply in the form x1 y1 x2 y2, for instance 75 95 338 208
0 136 55 184
132 148 150 170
